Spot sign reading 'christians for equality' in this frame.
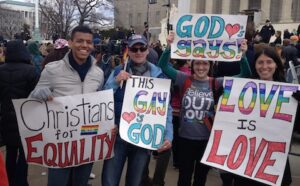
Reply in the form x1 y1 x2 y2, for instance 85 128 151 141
171 14 248 61
201 77 299 185
13 90 115 168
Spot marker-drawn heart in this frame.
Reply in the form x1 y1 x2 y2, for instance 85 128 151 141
225 24 240 38
122 112 136 124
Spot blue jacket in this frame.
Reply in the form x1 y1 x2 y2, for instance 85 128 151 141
104 60 173 142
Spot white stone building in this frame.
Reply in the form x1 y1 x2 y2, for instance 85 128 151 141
0 0 35 28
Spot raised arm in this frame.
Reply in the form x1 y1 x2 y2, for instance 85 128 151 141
158 32 178 81
234 39 252 78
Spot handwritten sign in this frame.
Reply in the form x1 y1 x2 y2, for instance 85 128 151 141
120 76 171 150
171 14 248 61
12 90 115 168
201 77 299 185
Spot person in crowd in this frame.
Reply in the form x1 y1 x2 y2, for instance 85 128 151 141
233 46 292 186
281 37 299 70
140 49 175 186
27 41 44 75
284 29 292 39
143 23 151 43
297 24 300 36
271 30 282 46
171 59 191 170
0 152 9 186
111 26 126 42
127 25 136 39
40 42 54 57
259 19 275 43
101 34 173 186
153 40 163 58
0 40 39 186
41 38 69 69
158 32 251 186
0 46 5 63
95 44 117 84
29 25 104 186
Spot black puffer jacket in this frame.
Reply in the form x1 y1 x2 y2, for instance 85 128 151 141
0 40 39 146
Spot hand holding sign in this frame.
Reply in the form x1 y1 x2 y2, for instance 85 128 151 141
115 70 131 84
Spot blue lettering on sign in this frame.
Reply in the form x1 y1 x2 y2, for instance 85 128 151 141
176 15 193 38
208 16 225 39
127 123 165 148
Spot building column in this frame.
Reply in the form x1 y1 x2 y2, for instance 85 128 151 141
222 0 231 14
261 0 271 22
178 0 191 14
279 0 293 23
205 0 213 14
239 0 248 11
189 0 197 13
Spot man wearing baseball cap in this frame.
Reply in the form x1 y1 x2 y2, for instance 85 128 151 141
101 34 173 186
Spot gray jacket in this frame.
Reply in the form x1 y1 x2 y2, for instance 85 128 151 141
30 52 104 97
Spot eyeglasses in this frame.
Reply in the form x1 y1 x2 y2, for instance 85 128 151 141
129 46 148 53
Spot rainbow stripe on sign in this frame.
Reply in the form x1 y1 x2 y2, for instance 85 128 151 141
80 125 99 135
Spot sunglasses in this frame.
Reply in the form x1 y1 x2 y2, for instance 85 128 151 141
129 46 148 53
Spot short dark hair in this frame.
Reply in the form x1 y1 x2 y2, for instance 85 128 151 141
70 25 93 40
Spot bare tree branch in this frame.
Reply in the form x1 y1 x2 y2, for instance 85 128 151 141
39 0 76 39
74 0 113 26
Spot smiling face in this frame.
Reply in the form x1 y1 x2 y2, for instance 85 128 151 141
69 32 94 64
255 54 277 81
192 60 210 80
128 43 149 64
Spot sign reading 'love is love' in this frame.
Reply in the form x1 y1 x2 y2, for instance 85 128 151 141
171 14 248 61
119 76 171 150
201 78 299 185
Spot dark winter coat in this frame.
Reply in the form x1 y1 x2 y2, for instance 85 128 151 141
259 24 275 43
0 40 39 146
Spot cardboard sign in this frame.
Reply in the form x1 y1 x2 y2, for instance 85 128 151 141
171 14 248 61
12 90 115 168
119 76 171 150
201 77 299 185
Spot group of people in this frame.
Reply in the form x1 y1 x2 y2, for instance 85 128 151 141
0 20 298 186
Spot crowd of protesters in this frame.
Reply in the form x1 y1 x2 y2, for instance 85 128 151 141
0 18 300 186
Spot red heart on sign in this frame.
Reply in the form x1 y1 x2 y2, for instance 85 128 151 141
122 112 136 124
225 24 240 38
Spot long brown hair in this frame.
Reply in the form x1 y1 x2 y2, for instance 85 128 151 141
253 46 285 82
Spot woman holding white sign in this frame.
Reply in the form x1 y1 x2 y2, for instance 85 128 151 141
233 46 292 186
159 32 251 186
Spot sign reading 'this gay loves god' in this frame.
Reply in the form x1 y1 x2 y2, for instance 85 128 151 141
171 14 248 61
201 77 299 186
119 76 171 150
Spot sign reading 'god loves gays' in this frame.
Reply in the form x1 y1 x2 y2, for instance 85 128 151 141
171 14 248 61
201 77 299 186
120 76 171 150
12 90 115 168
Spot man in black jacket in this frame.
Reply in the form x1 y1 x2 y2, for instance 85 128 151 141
0 40 39 186
259 19 275 43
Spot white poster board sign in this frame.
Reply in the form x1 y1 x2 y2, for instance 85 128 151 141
201 77 299 185
171 14 248 61
13 90 115 168
119 76 171 150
